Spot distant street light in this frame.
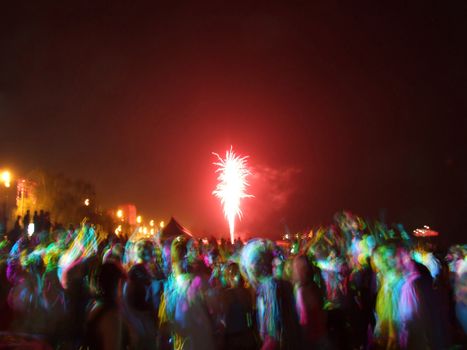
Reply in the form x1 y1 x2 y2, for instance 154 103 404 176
149 219 155 227
1 170 13 233
84 198 90 206
136 215 142 224
159 220 165 229
116 209 123 219
1 171 11 188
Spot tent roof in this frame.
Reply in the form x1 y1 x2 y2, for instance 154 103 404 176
159 217 193 241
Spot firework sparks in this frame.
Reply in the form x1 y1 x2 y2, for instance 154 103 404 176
213 147 253 244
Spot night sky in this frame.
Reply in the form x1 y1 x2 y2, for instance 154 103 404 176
1 2 466 242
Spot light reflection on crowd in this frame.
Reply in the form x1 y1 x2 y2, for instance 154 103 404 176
0 211 465 349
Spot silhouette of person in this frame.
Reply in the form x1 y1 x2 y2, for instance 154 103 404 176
14 216 21 231
38 210 45 232
8 216 22 242
44 212 51 232
85 262 130 350
33 211 39 231
22 210 30 230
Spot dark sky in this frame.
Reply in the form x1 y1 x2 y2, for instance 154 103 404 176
1 2 466 242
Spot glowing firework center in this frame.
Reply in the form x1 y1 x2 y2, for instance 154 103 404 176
213 148 253 244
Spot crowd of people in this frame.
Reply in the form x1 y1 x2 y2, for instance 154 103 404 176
10 209 52 242
0 211 465 349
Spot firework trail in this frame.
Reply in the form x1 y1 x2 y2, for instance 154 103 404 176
213 147 253 244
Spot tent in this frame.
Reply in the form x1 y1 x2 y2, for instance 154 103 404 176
159 217 193 242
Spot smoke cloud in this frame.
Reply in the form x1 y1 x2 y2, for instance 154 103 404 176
240 163 301 235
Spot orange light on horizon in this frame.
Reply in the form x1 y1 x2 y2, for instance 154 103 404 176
1 170 11 188
413 226 439 237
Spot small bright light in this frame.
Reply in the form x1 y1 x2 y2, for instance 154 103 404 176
138 227 143 233
159 220 165 228
149 219 154 227
143 226 148 234
116 209 123 218
115 225 122 236
136 215 142 224
27 223 34 236
150 228 155 235
285 234 289 240
1 171 11 188
84 198 90 206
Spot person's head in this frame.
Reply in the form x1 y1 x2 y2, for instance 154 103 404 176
254 248 274 279
113 243 123 258
103 243 123 265
171 236 188 275
135 240 154 264
205 246 219 267
126 263 152 311
395 246 415 274
186 239 200 265
23 252 45 276
282 258 294 281
161 240 172 275
189 258 211 280
293 255 312 286
97 262 125 301
224 262 243 288
372 244 396 274
272 257 284 279
240 239 275 287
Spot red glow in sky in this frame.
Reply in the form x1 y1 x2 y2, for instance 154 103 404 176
1 2 466 242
